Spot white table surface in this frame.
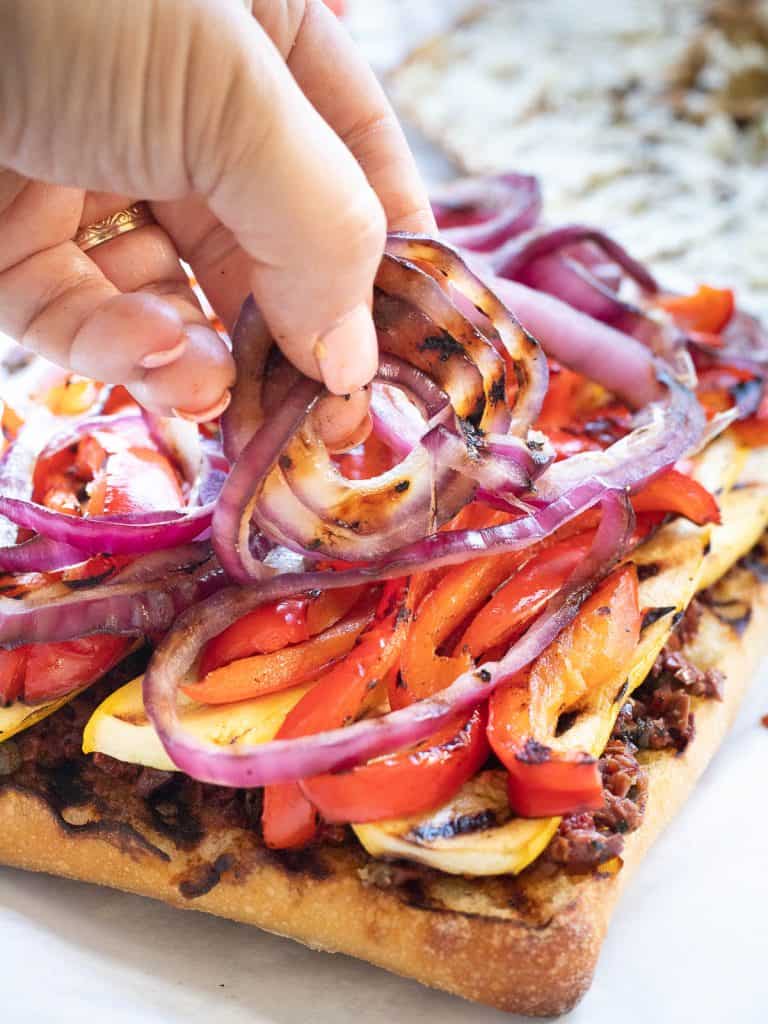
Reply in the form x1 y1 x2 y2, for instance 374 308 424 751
2 4 767 1021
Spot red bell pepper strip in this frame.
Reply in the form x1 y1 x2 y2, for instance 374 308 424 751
632 468 720 526
333 432 395 480
182 602 374 706
488 565 641 817
459 532 595 661
261 580 410 849
33 421 183 517
0 634 132 706
87 447 183 515
658 285 734 334
301 705 490 824
394 508 522 708
0 648 26 705
198 585 364 676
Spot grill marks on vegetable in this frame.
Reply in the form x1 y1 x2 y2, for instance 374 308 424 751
418 332 467 363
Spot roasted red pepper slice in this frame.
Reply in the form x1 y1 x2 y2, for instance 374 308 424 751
459 532 595 662
87 447 183 515
632 468 720 526
198 586 364 676
394 508 522 708
488 565 641 817
301 706 490 824
0 635 132 706
261 580 409 849
0 648 26 705
183 601 374 706
659 285 734 334
333 432 395 480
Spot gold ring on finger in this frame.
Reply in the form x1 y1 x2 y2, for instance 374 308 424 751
74 201 155 253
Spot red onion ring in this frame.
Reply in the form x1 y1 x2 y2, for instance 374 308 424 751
0 549 223 646
214 240 550 576
489 276 661 408
221 297 272 462
421 423 553 494
431 173 541 252
0 534 89 573
488 225 658 294
140 411 203 490
0 495 213 556
375 253 510 433
143 491 633 786
212 374 322 582
384 235 549 434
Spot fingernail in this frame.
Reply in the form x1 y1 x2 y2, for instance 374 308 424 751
139 335 188 370
313 303 378 395
173 389 231 424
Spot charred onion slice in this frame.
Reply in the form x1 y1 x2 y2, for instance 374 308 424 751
384 234 548 434
143 491 633 787
0 495 214 556
375 253 511 434
214 239 550 576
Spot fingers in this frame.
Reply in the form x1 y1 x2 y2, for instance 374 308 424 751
0 0 426 432
0 180 234 417
76 191 235 415
264 1 435 234
142 4 380 397
313 391 372 451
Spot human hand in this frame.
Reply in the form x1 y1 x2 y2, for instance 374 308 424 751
0 0 434 445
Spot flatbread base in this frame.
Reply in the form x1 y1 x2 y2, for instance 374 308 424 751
0 554 765 1016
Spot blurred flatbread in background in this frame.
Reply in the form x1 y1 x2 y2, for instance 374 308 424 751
389 0 768 313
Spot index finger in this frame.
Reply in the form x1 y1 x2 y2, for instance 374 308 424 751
252 1 435 234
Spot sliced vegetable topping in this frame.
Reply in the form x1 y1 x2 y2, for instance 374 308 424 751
3 169 766 865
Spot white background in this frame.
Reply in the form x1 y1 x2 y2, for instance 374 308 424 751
1 3 767 1020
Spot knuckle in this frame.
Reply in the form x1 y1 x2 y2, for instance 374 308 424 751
337 187 387 264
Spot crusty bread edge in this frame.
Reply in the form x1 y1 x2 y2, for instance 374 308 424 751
0 581 766 1016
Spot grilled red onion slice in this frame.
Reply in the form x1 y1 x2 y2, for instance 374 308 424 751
0 412 61 545
522 253 654 333
488 225 658 294
0 495 213 556
431 172 541 252
422 423 553 493
221 297 272 462
375 253 510 434
215 241 549 576
384 235 548 433
108 542 213 584
213 375 322 581
141 411 203 490
489 276 661 408
0 534 87 573
0 550 224 646
369 384 425 456
143 491 632 787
